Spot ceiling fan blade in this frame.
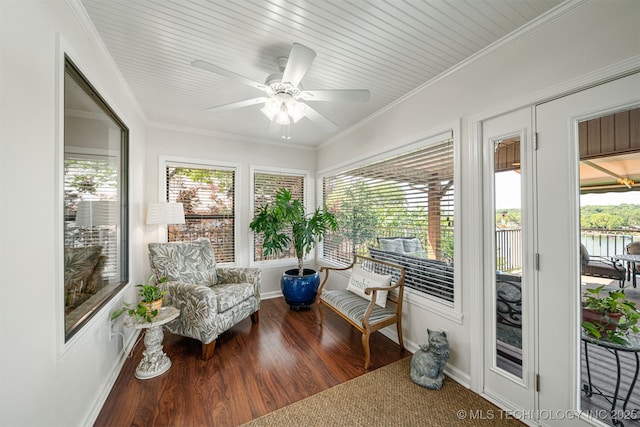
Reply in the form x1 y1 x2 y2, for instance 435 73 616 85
191 60 266 92
281 43 316 87
304 105 338 132
207 97 267 113
300 89 370 103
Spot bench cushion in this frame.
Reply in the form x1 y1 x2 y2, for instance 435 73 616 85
321 290 396 325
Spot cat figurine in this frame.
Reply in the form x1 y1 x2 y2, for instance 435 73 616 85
410 329 450 390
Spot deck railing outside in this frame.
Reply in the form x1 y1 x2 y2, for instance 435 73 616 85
581 228 639 258
495 228 640 272
496 229 522 273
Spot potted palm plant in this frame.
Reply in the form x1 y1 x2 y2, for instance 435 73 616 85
250 188 338 310
581 285 639 345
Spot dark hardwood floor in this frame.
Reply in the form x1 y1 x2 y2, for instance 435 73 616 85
95 297 406 427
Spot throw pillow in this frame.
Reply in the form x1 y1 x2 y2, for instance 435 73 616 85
379 238 404 254
346 266 392 308
402 238 423 253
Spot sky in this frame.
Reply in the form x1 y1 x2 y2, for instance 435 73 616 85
494 170 640 208
580 191 640 206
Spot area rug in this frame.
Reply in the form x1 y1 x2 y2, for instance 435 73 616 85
241 357 523 426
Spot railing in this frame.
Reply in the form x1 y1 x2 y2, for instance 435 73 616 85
496 229 522 273
328 226 638 274
495 228 639 272
581 228 639 258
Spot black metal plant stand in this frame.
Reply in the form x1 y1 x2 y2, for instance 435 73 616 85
582 334 640 426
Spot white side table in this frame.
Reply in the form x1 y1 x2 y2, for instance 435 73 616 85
124 306 180 379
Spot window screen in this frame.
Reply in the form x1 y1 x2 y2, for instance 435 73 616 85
166 165 235 263
253 172 305 261
322 135 454 302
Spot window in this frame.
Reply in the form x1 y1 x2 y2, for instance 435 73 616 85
252 170 305 262
63 57 128 341
321 132 455 303
165 163 236 263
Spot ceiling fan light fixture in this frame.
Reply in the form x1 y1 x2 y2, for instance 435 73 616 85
286 99 306 123
275 103 291 125
260 96 281 120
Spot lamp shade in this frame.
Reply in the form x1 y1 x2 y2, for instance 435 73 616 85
76 200 119 227
146 202 185 225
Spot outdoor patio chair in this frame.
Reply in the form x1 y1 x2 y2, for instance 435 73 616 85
580 244 625 287
148 238 261 361
626 241 640 279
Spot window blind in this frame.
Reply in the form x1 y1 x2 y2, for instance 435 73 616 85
253 172 305 261
322 137 454 302
64 155 119 280
166 165 235 263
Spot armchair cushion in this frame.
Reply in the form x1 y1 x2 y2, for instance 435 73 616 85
211 282 257 312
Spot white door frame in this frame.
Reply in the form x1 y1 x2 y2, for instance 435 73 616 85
480 107 537 414
469 60 640 397
535 74 640 426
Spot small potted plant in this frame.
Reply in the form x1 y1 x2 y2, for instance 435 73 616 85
581 285 639 345
111 275 168 323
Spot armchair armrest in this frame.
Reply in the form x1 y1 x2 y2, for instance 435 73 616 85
159 281 219 343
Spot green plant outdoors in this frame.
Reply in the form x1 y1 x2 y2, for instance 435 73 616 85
111 275 168 323
249 188 338 276
582 285 639 345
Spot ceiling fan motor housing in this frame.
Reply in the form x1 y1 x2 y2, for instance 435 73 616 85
265 72 302 98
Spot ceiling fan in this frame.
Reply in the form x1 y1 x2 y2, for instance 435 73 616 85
191 43 370 140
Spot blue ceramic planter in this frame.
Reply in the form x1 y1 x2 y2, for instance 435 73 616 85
281 268 320 310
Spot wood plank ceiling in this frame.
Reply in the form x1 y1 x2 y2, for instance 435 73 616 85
80 0 564 146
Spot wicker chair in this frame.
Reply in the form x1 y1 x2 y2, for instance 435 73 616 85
317 255 405 369
148 238 260 360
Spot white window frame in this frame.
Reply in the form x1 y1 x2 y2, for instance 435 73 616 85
159 155 240 267
249 165 311 268
316 121 462 321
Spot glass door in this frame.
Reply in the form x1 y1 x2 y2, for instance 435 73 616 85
536 72 639 426
482 107 535 412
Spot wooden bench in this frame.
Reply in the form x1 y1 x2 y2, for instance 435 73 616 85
317 255 406 369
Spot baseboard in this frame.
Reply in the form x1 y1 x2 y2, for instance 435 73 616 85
260 290 283 300
82 330 140 426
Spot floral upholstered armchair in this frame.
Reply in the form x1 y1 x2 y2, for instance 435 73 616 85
148 238 260 361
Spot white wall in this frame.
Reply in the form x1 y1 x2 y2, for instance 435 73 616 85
144 125 317 296
0 1 147 426
1 0 638 425
316 0 640 383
